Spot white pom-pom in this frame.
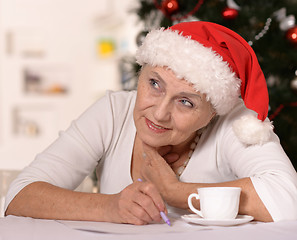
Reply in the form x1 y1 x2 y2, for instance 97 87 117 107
232 115 274 145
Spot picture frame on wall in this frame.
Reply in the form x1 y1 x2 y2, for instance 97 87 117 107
23 64 72 95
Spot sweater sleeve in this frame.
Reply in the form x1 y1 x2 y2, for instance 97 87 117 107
219 104 297 221
4 91 117 212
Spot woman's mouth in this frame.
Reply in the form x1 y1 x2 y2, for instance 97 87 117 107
145 118 169 133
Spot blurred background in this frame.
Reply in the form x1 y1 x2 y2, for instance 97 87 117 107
0 0 296 215
0 0 141 171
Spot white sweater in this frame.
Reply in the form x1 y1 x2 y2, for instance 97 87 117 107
5 91 297 221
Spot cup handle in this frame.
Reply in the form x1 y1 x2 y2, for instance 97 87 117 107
188 193 203 218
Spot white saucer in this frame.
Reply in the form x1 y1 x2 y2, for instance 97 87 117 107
181 214 254 226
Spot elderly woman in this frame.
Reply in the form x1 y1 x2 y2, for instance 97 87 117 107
5 21 297 225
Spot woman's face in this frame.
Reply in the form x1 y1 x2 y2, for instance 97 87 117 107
133 65 215 148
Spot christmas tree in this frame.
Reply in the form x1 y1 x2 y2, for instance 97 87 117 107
131 0 297 169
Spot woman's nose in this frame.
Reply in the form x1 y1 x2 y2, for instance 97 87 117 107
153 98 171 122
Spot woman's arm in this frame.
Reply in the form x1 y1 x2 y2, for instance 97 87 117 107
5 91 149 224
163 177 273 222
141 144 273 222
6 180 167 225
6 182 113 221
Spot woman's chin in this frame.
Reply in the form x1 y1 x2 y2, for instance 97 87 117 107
140 136 166 148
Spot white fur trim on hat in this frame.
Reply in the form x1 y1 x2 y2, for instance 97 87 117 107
232 115 274 145
136 28 241 115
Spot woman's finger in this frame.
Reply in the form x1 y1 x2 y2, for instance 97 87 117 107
117 182 165 224
157 145 180 164
157 145 172 156
132 191 161 222
163 152 180 164
141 143 179 201
138 181 166 214
120 204 148 225
142 143 173 173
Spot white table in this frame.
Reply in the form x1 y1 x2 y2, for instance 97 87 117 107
1 215 297 240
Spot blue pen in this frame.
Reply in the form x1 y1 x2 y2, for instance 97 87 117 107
137 178 171 226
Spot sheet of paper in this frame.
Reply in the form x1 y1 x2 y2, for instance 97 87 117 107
58 213 210 234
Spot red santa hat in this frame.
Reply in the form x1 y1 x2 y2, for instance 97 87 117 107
136 21 273 145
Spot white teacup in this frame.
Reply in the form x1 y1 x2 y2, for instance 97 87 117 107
188 187 241 220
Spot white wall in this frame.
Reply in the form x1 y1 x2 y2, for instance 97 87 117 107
0 0 140 170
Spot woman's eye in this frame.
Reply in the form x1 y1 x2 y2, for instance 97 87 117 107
149 79 160 89
180 99 194 108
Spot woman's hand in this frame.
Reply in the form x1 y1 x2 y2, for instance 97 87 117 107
140 143 179 199
108 181 166 225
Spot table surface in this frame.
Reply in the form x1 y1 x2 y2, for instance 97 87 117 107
1 215 297 240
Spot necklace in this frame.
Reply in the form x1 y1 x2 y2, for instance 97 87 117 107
176 131 201 178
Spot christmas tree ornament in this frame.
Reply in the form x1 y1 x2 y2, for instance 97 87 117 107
274 8 296 31
221 0 240 20
161 0 179 16
154 0 204 22
279 15 296 31
286 26 297 45
248 18 272 46
273 8 297 45
221 7 238 20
